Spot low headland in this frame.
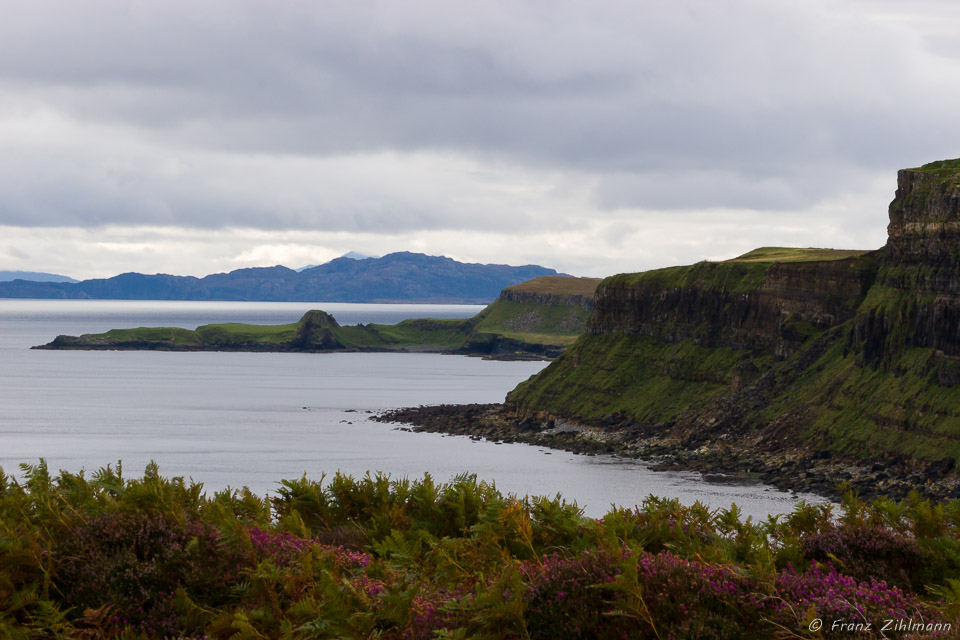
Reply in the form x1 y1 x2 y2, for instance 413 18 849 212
34 275 601 360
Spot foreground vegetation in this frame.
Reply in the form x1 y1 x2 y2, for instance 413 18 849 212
2 462 959 638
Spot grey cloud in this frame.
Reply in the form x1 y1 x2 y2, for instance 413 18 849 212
0 0 958 231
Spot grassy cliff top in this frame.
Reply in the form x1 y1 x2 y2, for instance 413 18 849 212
600 246 872 294
505 275 601 296
604 260 772 293
728 247 871 263
909 158 960 173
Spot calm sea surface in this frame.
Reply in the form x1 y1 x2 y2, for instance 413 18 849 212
0 299 825 518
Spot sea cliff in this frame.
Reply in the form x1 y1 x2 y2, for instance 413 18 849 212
496 160 960 498
386 160 960 500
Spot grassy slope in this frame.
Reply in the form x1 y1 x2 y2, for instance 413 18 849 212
470 300 590 347
912 158 960 172
93 327 204 346
505 275 601 296
764 340 960 460
466 275 600 347
507 260 779 422
196 322 301 344
729 247 872 263
509 333 749 422
603 260 774 293
510 247 960 463
344 318 470 348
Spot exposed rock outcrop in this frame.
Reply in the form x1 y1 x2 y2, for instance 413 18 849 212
886 161 960 267
294 311 345 350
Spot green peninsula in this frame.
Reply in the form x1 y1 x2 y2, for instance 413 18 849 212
35 276 601 359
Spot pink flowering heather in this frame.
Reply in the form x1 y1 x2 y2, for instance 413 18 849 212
775 563 947 637
245 525 372 570
633 552 783 640
403 583 476 640
522 549 630 639
804 525 924 591
245 526 313 566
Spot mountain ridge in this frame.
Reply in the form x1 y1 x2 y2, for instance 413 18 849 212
0 252 564 304
0 270 77 283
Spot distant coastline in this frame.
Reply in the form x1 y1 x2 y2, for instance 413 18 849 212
33 276 601 361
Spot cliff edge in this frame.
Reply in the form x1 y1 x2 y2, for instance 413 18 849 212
506 160 960 494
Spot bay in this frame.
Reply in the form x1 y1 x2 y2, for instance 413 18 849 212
0 299 825 518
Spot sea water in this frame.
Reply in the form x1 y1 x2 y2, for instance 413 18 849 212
0 299 825 518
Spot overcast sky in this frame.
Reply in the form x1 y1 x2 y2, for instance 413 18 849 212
1 0 958 279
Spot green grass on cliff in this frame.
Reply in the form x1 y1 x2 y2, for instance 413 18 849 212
195 321 301 345
505 275 601 296
512 315 960 463
603 260 773 294
96 327 204 346
514 254 960 464
729 247 871 263
600 248 869 299
508 333 748 422
760 339 960 461
471 299 591 346
352 318 470 347
911 158 960 172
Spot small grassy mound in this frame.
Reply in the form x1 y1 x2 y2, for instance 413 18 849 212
506 275 601 296
728 247 872 263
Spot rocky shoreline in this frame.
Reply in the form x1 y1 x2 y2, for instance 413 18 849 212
375 403 960 503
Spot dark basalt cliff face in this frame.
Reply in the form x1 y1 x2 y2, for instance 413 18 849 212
588 257 875 356
507 160 960 480
851 164 960 369
886 163 960 266
498 287 595 311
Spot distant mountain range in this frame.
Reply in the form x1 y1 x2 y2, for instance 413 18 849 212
0 252 565 304
0 270 77 284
